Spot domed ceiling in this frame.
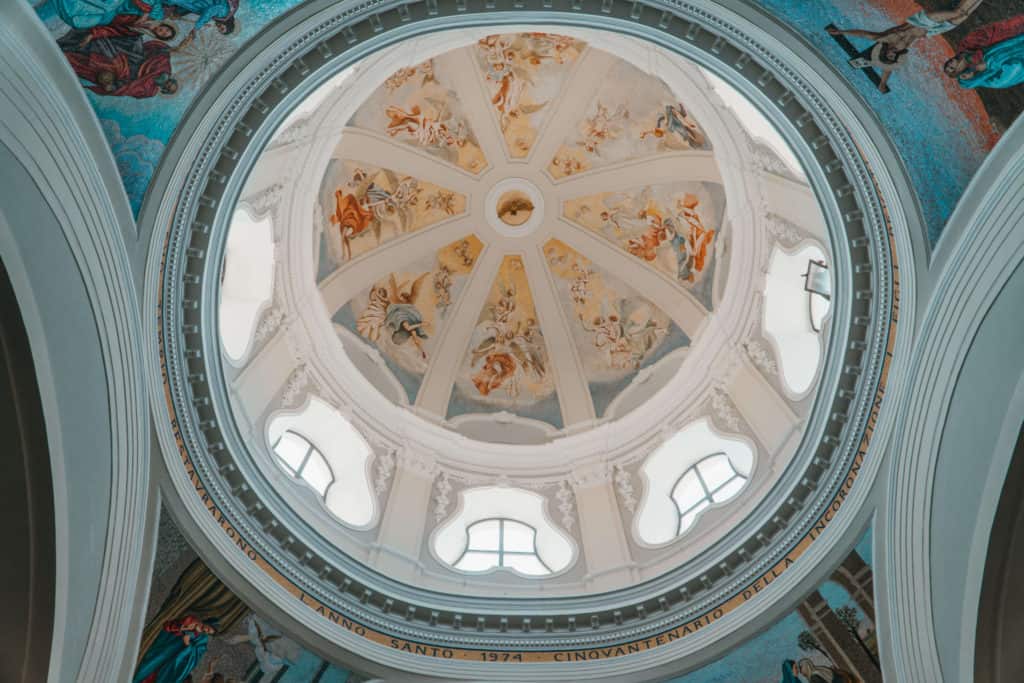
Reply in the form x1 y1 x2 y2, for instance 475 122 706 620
145 3 905 675
314 32 730 439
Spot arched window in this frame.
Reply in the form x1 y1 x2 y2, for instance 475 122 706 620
267 396 376 528
219 208 274 363
637 418 755 545
670 453 748 536
454 518 552 576
802 258 832 333
272 430 335 498
433 486 576 577
763 243 830 395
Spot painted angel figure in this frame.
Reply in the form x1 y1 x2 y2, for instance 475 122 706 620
385 102 466 150
780 658 856 683
640 103 706 148
223 615 301 676
578 102 629 154
470 286 546 398
668 193 715 283
583 300 664 370
568 262 593 306
478 35 548 131
356 274 430 359
361 173 420 235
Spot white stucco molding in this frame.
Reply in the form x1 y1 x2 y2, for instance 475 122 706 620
143 0 921 678
0 4 150 683
885 115 1024 682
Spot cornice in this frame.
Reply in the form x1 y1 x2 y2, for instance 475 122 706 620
142 0 919 678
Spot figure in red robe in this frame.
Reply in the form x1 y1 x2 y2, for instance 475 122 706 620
58 14 179 98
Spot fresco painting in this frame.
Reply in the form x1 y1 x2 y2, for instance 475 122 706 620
34 0 305 214
317 160 466 271
667 530 881 683
543 238 689 418
333 235 484 405
547 58 711 179
474 32 587 158
348 59 488 174
447 255 562 429
563 182 727 311
133 508 359 682
753 0 1024 244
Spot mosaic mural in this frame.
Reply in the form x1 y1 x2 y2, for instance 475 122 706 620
753 0 1024 244
563 182 727 311
543 238 690 418
33 0 1024 243
447 255 561 428
547 58 711 179
317 160 466 269
132 508 360 683
34 0 306 214
668 530 882 683
347 58 488 174
474 32 587 158
333 236 484 405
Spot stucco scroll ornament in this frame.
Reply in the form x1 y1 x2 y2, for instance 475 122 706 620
433 471 453 523
613 464 637 514
763 212 803 247
570 461 612 490
374 448 396 496
751 139 801 183
556 480 577 532
709 383 741 432
253 292 287 346
742 339 778 376
281 364 313 409
240 182 285 218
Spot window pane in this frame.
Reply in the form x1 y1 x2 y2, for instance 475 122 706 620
501 520 535 553
503 554 550 576
678 499 710 534
671 470 704 511
466 520 501 551
710 476 746 504
301 451 333 497
810 293 831 331
698 454 736 490
274 431 309 473
455 551 500 572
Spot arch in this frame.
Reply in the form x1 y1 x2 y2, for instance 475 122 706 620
762 241 830 397
637 418 755 546
267 397 376 529
433 486 576 576
219 207 275 364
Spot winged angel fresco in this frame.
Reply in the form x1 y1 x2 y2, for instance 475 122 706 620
470 286 547 399
357 273 431 360
330 167 421 260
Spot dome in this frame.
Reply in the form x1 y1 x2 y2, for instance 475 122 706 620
13 0 1024 679
146 4 901 678
218 26 832 595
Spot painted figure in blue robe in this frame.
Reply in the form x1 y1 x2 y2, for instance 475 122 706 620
49 0 152 30
132 615 217 683
162 0 240 43
944 15 1024 89
639 103 706 149
49 0 238 41
780 658 855 683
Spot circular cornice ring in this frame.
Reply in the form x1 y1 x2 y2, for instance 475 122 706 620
142 0 916 678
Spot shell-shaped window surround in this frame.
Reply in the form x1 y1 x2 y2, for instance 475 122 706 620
267 396 376 529
433 486 575 578
637 418 754 546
